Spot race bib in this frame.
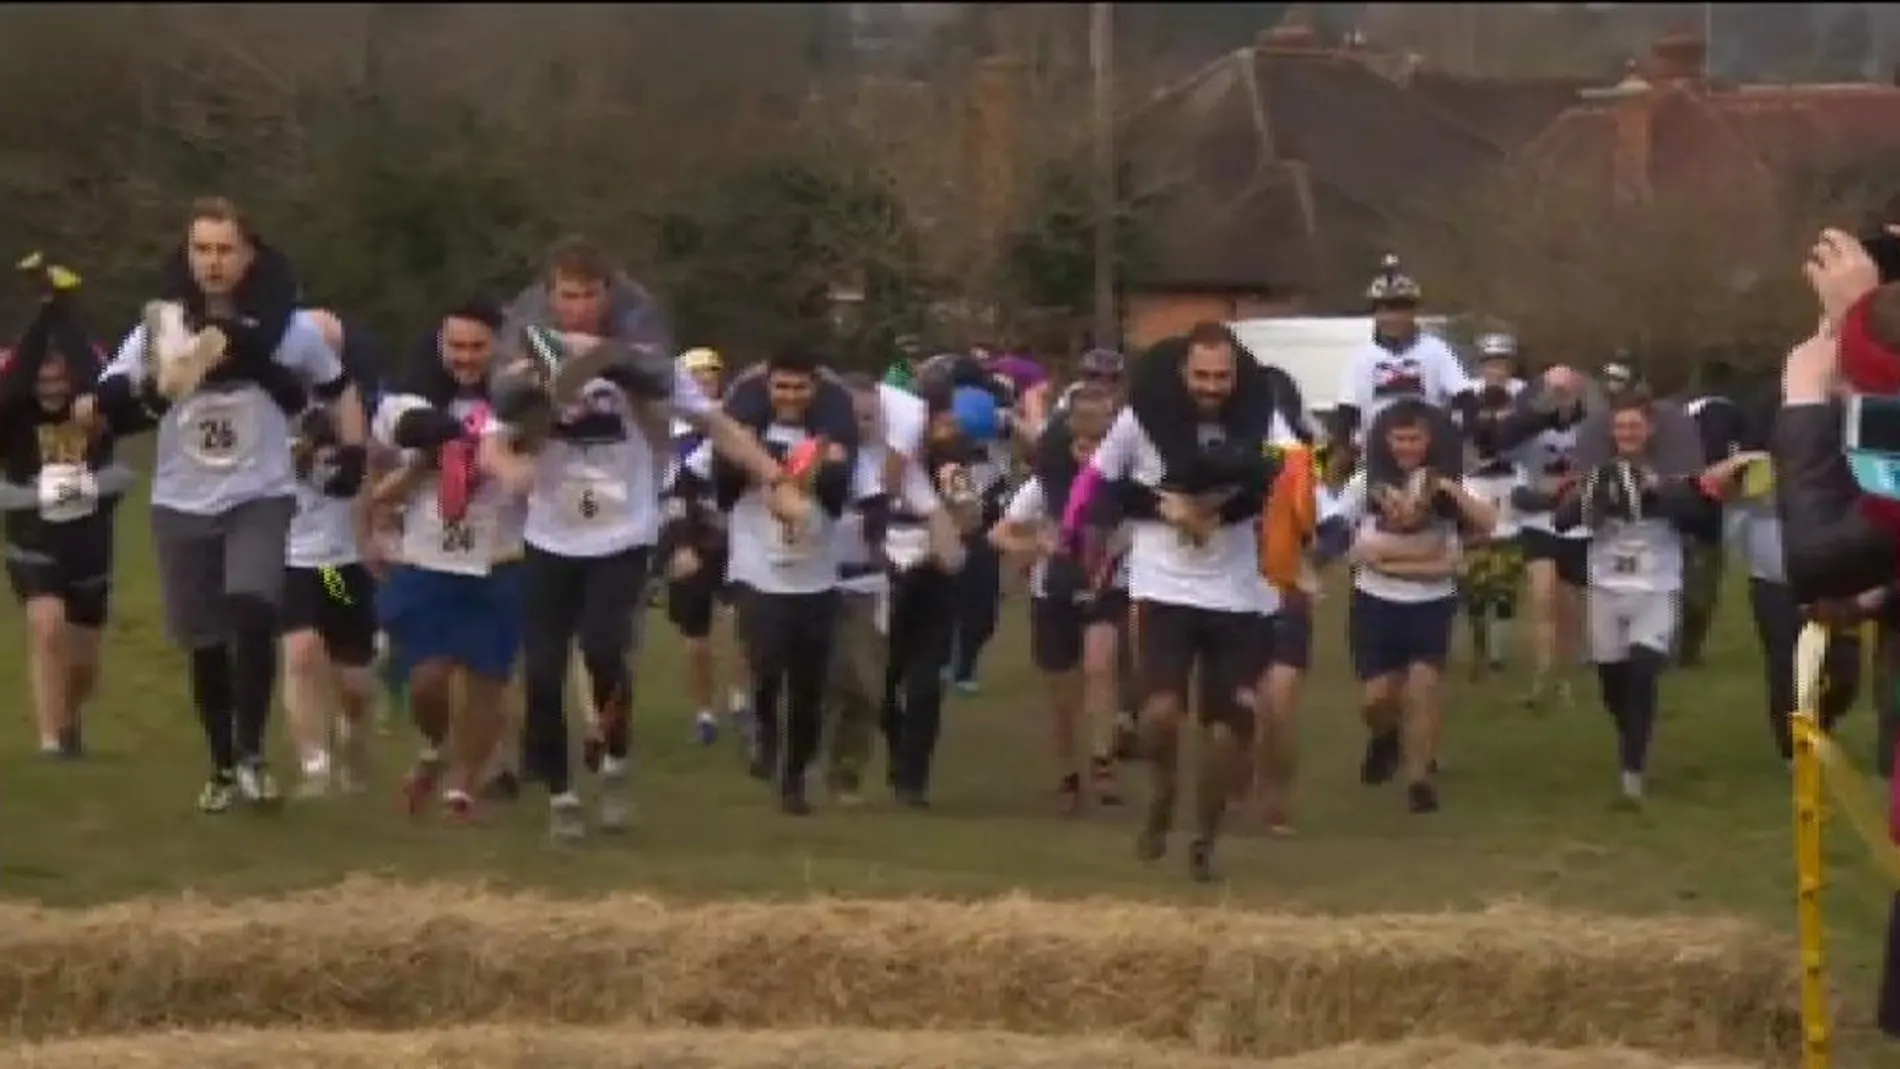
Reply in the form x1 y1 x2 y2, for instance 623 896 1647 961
884 526 931 572
1609 540 1649 578
403 507 493 577
562 467 628 526
177 394 254 470
767 515 823 567
36 463 98 523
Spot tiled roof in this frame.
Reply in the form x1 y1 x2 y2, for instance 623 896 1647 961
1130 44 1509 293
1403 72 1600 152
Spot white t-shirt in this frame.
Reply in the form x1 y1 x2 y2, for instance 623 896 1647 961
1333 471 1461 604
372 394 526 576
1084 408 1263 614
1461 471 1518 539
1337 333 1471 433
722 424 878 596
516 381 657 559
879 383 928 461
1514 424 1589 539
1002 475 1130 601
103 310 343 516
1587 515 1684 594
835 444 941 596
286 481 358 569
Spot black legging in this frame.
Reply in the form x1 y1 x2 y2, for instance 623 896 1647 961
738 586 838 797
1747 577 1861 762
945 534 1000 684
520 545 649 796
886 566 957 795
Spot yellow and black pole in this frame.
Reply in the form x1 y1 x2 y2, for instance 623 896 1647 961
1791 622 1832 1069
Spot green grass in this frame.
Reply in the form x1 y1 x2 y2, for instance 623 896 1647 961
0 505 1893 1059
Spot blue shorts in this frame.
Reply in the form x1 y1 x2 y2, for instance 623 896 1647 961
376 562 524 682
1347 588 1457 681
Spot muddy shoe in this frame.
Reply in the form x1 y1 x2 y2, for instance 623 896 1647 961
549 793 587 841
1187 838 1220 883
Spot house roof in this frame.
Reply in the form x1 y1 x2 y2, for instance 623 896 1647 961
1519 77 1900 196
1401 71 1599 153
1129 41 1513 295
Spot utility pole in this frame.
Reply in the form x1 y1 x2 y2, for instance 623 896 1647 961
1089 1 1116 348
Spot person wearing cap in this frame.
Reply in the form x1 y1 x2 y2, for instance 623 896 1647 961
0 257 133 760
661 346 751 746
1056 348 1127 414
881 334 925 393
1460 332 1528 676
1327 255 1478 481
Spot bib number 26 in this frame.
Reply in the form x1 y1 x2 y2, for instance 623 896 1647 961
197 416 237 456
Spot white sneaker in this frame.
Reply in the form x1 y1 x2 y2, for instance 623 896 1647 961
1619 770 1645 804
237 761 283 808
598 757 632 832
549 792 587 840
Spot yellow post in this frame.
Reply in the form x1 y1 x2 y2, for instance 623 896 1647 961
1791 623 1833 1069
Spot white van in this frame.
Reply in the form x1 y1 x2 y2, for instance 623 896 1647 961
1228 315 1464 425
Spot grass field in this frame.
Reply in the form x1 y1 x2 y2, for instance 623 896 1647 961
0 504 1892 1060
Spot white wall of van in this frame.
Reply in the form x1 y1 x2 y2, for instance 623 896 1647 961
1229 315 1463 422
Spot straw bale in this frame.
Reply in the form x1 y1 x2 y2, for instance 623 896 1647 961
0 880 1799 1064
2 1027 1768 1069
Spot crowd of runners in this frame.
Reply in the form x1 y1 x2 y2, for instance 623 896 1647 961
0 197 1842 883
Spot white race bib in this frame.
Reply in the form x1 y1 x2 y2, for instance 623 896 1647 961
36 463 98 523
177 394 255 470
403 505 493 577
1609 539 1649 579
767 515 823 567
562 466 628 526
884 526 931 572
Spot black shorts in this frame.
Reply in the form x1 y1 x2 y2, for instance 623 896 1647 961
666 547 731 639
5 517 114 629
1519 527 1589 588
1133 599 1259 729
1258 600 1313 673
1347 588 1456 680
281 563 379 666
1030 588 1129 673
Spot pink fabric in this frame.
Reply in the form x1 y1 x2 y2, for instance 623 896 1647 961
436 402 490 524
1058 462 1107 552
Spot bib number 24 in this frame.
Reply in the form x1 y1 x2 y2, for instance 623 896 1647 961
441 520 476 556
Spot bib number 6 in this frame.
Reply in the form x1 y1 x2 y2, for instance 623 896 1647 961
576 486 599 520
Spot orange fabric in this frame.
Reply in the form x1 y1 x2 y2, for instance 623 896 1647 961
1259 444 1318 590
785 437 827 484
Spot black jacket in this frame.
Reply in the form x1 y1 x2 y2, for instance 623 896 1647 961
1774 401 1897 601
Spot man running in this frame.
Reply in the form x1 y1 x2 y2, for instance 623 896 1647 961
662 347 745 744
992 384 1127 811
280 310 382 796
499 240 805 837
0 259 129 759
371 300 532 821
1461 332 1529 676
89 197 367 811
1060 321 1281 881
1335 400 1496 813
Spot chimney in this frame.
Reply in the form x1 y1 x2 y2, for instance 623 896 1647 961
1644 30 1707 87
969 56 1022 265
1258 8 1321 53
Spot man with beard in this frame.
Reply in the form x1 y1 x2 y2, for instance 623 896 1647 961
497 238 802 838
371 300 531 822
1059 320 1279 881
87 197 367 811
0 257 137 759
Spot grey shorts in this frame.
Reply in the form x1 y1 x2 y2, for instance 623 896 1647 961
1587 586 1678 663
151 496 296 648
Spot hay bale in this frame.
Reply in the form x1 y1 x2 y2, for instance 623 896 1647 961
1 1027 1767 1069
0 881 1799 1064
